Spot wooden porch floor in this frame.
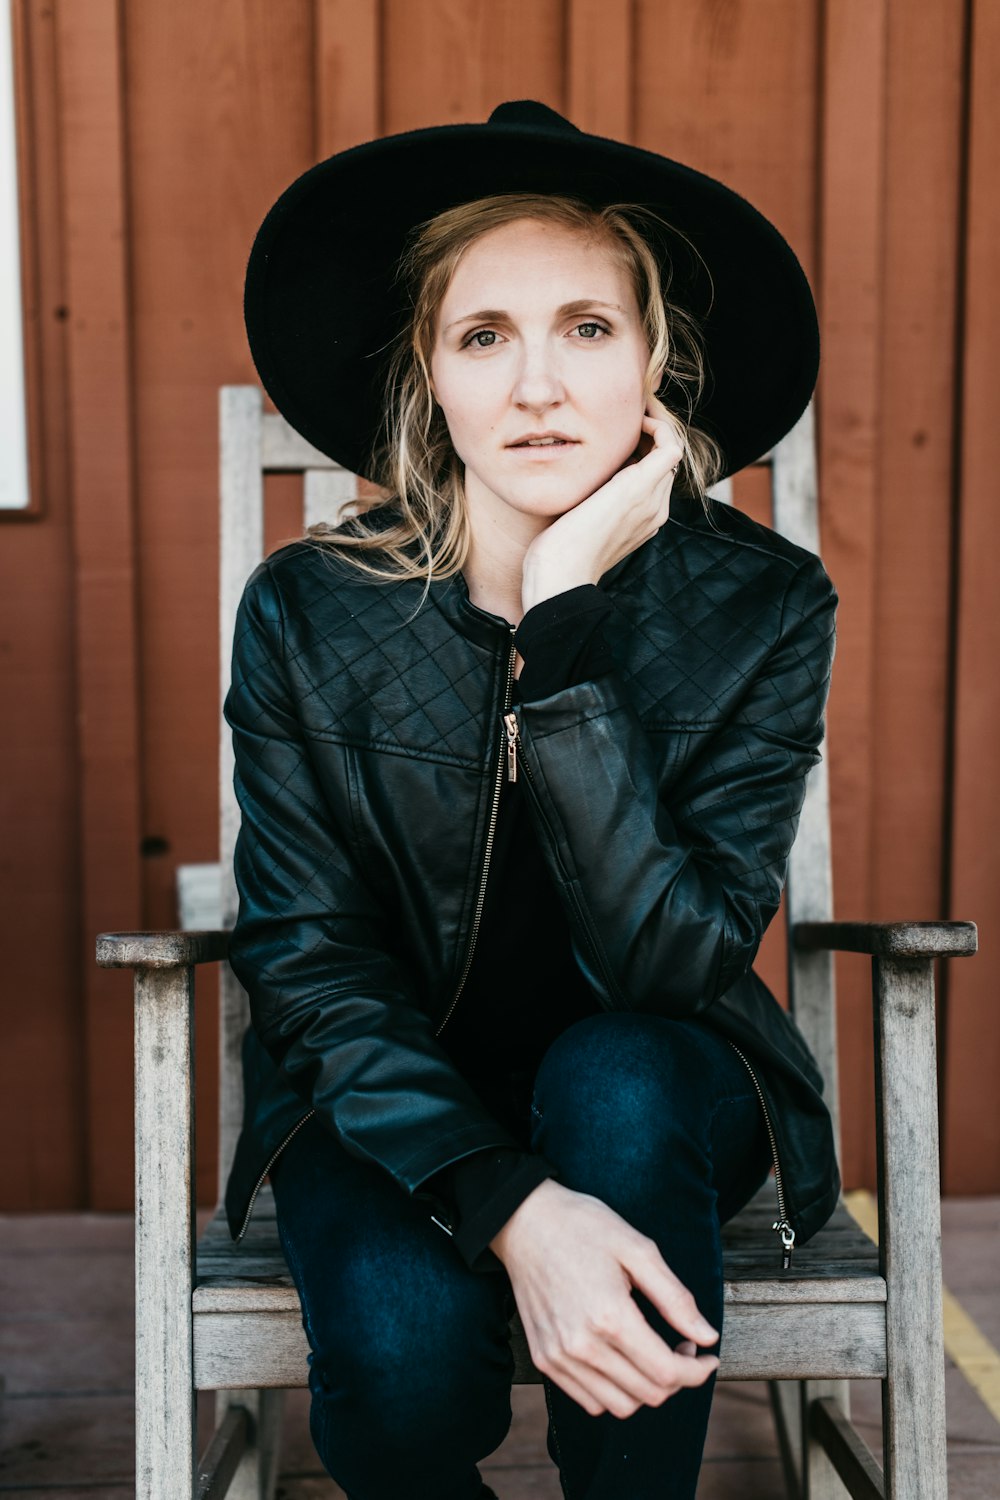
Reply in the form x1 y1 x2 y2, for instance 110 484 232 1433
1 1200 998 1497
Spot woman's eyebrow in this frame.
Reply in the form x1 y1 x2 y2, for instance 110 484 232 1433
444 299 624 332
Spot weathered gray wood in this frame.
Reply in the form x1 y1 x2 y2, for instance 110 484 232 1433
134 964 197 1500
771 1381 804 1498
217 962 250 1195
795 919 977 958
786 758 840 1159
219 386 264 912
195 1404 248 1500
303 465 357 529
214 1391 285 1500
194 1313 310 1389
772 402 820 554
193 1189 883 1306
873 958 948 1498
810 1395 885 1500
190 1295 889 1390
97 929 229 968
803 1380 853 1500
219 388 266 1192
177 862 223 931
722 1304 887 1382
261 411 337 470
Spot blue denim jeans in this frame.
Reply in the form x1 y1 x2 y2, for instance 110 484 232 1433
268 1013 772 1500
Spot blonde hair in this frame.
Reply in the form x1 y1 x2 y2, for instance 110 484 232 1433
306 192 724 584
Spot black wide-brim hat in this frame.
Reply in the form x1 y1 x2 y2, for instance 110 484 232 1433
244 99 819 482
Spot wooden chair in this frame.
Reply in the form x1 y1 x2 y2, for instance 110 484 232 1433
97 384 977 1500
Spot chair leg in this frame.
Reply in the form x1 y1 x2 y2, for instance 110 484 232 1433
802 1380 852 1498
874 958 948 1498
214 1390 286 1500
770 1380 804 1497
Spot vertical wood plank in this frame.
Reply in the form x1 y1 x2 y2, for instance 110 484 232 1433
634 0 819 269
314 0 380 156
55 0 143 1209
943 0 1000 1192
382 0 564 133
566 0 633 140
870 1 964 924
817 0 888 1188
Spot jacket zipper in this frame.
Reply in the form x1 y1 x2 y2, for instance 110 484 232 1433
434 638 517 1038
506 710 796 1272
727 1040 796 1268
238 636 516 1242
236 1107 315 1243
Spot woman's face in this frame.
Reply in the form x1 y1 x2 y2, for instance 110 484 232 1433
429 217 654 534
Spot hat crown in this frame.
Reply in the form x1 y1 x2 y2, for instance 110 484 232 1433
487 99 581 134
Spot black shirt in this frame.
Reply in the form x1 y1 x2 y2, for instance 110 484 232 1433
420 585 615 1272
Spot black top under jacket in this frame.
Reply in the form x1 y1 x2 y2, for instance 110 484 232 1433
423 584 615 1272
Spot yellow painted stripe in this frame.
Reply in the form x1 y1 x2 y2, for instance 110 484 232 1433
844 1189 1000 1426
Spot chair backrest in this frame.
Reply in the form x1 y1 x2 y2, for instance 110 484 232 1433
210 386 838 1197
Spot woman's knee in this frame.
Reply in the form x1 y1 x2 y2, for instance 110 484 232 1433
534 1012 720 1137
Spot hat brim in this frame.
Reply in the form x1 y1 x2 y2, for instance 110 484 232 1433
244 116 818 482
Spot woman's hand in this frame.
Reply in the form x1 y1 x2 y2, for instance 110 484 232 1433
520 394 684 615
490 1177 719 1418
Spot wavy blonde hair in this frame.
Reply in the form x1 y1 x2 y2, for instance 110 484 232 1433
306 192 724 583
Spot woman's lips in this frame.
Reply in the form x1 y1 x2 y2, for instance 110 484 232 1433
506 440 580 457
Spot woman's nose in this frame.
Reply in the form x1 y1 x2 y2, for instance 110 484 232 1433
511 345 565 409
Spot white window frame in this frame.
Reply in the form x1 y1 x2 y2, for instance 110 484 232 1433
0 0 30 510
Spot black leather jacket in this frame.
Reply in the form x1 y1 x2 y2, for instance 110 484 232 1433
223 493 841 1254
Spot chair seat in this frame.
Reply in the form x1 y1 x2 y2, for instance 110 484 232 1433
192 1184 885 1390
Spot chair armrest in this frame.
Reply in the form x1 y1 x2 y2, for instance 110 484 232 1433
96 928 230 969
793 920 977 959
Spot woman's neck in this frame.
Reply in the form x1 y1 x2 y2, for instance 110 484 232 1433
461 478 551 628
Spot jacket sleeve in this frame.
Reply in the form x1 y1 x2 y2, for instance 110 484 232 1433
223 562 522 1194
511 552 837 1015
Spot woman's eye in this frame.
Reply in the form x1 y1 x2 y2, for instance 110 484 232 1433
575 321 608 339
464 328 499 348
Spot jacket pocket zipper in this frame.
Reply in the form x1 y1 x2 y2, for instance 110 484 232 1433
727 1041 796 1269
503 709 628 1011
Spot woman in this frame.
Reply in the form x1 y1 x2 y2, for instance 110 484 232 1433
224 100 840 1500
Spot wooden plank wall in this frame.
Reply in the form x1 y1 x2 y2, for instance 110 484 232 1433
1 0 994 1209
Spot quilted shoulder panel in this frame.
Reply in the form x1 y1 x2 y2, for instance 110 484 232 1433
259 543 501 768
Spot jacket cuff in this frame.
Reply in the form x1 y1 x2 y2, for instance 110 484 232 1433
418 1147 559 1274
514 586 615 702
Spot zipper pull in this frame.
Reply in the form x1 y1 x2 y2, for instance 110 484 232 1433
773 1219 796 1270
503 711 519 782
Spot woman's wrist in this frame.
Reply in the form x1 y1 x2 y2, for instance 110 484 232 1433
488 1176 562 1262
521 552 600 615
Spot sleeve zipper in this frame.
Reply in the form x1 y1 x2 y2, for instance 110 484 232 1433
727 1040 796 1268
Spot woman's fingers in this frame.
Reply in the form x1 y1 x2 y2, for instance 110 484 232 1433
622 1239 719 1348
546 1335 718 1419
640 409 684 457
